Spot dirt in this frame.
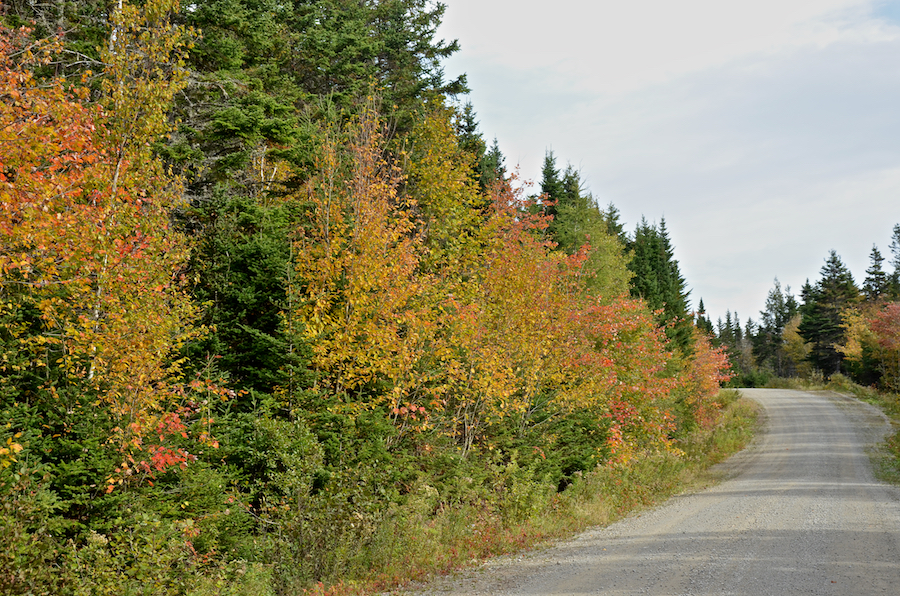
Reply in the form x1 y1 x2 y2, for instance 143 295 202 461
397 389 900 595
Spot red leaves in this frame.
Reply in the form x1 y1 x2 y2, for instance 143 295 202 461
865 302 900 390
143 446 196 473
0 23 206 491
679 330 734 429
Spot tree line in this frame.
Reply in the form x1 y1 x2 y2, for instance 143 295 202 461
1 2 731 594
701 228 900 390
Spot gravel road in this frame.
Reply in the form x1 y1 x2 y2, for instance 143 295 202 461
402 389 900 595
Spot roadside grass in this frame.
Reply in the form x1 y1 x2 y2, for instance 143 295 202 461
766 375 900 485
302 390 760 596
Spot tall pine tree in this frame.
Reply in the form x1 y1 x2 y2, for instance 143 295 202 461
752 278 799 376
799 250 859 375
862 245 890 302
627 218 693 352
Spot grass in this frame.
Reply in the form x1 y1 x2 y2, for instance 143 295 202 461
301 390 760 596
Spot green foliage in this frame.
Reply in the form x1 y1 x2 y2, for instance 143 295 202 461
183 195 313 397
799 250 860 375
0 473 69 596
751 278 800 377
627 218 693 353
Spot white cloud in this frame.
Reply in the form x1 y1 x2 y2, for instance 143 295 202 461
441 0 892 95
438 0 900 320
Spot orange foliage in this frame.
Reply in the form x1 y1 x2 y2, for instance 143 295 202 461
870 302 900 391
0 25 206 488
679 330 734 429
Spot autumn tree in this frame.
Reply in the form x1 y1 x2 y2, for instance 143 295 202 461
293 103 433 421
0 0 210 502
869 303 900 391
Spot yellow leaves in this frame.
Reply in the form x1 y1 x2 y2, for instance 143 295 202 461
838 306 873 362
407 105 485 278
0 433 24 468
294 103 432 408
0 23 207 487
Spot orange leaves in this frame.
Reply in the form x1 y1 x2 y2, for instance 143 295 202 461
851 301 900 391
678 329 733 430
0 23 207 489
288 102 730 466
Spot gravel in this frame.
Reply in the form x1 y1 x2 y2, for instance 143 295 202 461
399 389 900 595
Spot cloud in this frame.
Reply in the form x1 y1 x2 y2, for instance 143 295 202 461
441 0 888 94
438 1 900 320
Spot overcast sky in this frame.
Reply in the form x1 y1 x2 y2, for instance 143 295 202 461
437 0 900 325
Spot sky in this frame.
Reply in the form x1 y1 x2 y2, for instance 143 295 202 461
436 0 900 325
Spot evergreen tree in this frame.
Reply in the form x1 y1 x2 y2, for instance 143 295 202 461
548 164 587 247
889 224 900 297
455 101 485 159
601 202 628 243
695 298 715 335
183 197 312 400
752 278 799 376
627 217 693 352
453 104 507 190
717 311 735 346
799 250 860 375
480 137 506 187
544 166 632 298
862 244 890 301
540 149 563 220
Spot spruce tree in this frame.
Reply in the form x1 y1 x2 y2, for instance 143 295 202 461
540 149 563 220
695 298 715 336
537 161 631 298
889 224 900 298
455 102 486 159
480 138 506 187
799 250 860 375
863 245 890 301
601 202 627 243
752 278 799 376
627 218 693 353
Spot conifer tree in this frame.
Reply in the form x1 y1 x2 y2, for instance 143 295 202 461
545 166 632 298
889 224 900 297
540 149 563 220
863 245 890 302
453 104 506 190
799 250 860 374
600 202 628 244
627 218 693 352
455 102 486 159
695 298 715 335
480 137 506 187
752 278 799 376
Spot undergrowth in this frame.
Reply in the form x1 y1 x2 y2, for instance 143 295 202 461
306 389 759 596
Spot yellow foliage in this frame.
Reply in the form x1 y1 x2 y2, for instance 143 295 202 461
294 102 434 416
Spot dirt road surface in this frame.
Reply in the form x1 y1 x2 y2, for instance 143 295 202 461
402 389 900 595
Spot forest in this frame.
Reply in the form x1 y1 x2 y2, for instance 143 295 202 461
2 1 743 594
704 232 900 392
